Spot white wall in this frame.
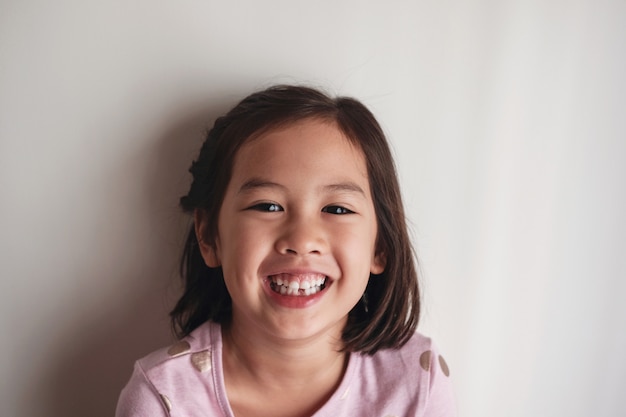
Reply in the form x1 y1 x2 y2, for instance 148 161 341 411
1 1 624 416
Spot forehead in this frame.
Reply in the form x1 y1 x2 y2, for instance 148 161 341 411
230 119 369 186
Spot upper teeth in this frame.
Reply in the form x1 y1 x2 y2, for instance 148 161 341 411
271 275 326 296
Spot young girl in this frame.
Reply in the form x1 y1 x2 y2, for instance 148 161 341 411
116 85 456 417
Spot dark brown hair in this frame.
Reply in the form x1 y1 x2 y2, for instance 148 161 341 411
170 85 420 354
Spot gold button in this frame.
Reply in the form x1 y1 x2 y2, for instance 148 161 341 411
419 350 432 371
191 349 212 372
167 340 191 356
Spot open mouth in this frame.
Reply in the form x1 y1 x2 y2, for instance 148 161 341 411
268 274 328 296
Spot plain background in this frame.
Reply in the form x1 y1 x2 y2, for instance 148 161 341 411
1 1 625 416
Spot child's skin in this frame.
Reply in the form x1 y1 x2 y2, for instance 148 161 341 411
195 118 385 417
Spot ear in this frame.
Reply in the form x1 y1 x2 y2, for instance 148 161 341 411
194 209 221 267
370 251 386 275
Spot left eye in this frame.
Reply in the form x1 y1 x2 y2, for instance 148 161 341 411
322 205 354 215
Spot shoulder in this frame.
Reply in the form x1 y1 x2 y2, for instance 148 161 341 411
389 331 451 380
360 331 449 385
351 332 456 416
136 320 217 375
115 321 223 417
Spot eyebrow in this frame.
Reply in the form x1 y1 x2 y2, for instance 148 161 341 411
237 177 365 196
238 178 286 194
323 182 366 196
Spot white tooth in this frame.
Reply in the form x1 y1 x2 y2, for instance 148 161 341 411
280 286 287 295
288 281 299 290
304 288 311 296
276 277 283 286
301 281 311 290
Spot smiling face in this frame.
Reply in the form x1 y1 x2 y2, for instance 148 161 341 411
197 118 385 345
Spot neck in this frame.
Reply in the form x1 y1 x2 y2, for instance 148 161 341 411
220 318 351 417
221 321 348 389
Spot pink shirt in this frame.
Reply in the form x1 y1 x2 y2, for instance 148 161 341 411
116 321 457 417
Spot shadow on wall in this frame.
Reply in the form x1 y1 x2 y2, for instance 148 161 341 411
33 100 234 417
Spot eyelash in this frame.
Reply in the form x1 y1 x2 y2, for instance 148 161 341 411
322 205 354 215
250 203 283 212
248 203 354 215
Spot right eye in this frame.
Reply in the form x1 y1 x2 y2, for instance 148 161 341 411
248 202 284 212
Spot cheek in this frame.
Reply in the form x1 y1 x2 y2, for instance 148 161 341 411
218 219 271 267
336 227 378 266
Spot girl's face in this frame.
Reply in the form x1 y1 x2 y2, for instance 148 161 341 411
200 118 385 345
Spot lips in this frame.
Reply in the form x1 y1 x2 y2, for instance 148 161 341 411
268 273 328 296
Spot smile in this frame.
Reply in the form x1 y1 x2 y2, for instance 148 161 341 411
268 273 328 296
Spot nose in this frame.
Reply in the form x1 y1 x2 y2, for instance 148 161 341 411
275 214 327 256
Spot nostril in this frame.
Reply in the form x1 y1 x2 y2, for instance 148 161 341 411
282 247 321 256
275 229 326 255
